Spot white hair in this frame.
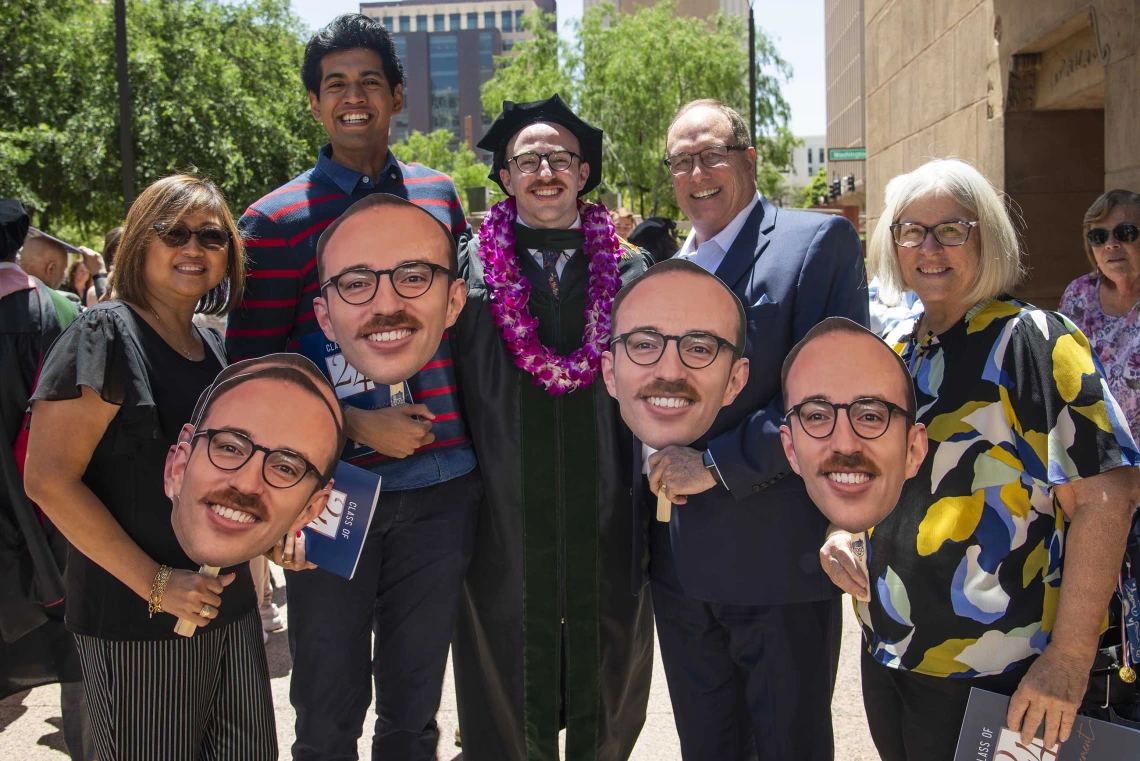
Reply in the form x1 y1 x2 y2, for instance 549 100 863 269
868 158 1024 306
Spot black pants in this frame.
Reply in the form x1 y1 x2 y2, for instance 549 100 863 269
860 648 1031 761
652 580 842 761
287 468 480 761
74 607 275 761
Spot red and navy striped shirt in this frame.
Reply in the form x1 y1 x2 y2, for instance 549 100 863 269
225 145 474 489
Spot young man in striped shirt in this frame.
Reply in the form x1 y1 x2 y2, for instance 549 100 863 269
225 14 480 761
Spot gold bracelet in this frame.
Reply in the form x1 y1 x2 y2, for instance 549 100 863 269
148 565 173 618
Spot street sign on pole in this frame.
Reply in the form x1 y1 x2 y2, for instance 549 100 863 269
828 148 867 161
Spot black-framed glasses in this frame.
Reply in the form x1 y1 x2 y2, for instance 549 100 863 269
1086 223 1139 247
191 429 325 489
321 262 455 305
890 220 978 248
785 398 912 440
152 223 231 251
507 151 582 174
662 145 749 176
611 330 741 370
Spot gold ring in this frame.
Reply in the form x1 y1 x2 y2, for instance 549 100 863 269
282 558 293 565
200 604 211 618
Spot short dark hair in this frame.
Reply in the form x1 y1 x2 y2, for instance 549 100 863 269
780 317 917 421
302 14 405 96
316 193 458 282
192 355 347 482
611 258 747 355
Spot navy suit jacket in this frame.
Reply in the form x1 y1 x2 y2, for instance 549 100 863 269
634 195 869 607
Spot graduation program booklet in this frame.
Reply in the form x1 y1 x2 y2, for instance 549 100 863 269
298 332 411 464
302 460 381 580
954 688 1140 760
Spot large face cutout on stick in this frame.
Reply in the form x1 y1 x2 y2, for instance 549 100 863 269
602 260 749 450
314 194 466 385
166 355 345 568
779 318 928 532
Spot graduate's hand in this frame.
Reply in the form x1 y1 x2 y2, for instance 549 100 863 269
162 569 235 625
819 524 868 599
345 405 435 458
267 530 317 571
78 246 107 275
647 446 715 505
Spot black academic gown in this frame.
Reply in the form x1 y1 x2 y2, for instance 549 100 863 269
451 235 653 761
0 277 80 699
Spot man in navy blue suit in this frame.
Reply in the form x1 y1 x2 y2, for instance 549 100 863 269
640 99 869 760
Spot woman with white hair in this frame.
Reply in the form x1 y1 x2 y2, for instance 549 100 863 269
821 158 1140 760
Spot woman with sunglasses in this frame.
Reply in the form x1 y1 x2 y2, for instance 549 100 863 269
22 175 273 760
820 159 1140 761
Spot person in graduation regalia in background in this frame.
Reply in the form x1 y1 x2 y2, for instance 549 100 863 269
451 95 653 761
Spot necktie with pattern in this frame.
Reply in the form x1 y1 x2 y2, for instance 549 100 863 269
540 249 561 298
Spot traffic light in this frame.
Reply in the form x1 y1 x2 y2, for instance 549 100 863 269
845 174 856 193
830 175 841 201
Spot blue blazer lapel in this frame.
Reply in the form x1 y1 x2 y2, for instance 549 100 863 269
713 196 777 301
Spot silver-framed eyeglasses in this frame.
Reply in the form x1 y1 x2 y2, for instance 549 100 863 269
507 151 582 174
785 398 912 440
611 330 741 370
321 262 455 305
890 220 979 248
191 429 326 488
662 145 748 176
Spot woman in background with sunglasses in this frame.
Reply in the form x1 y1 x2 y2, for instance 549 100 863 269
1060 190 1140 445
22 175 273 760
819 160 1140 761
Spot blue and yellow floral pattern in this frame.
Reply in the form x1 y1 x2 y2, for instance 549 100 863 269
860 298 1139 678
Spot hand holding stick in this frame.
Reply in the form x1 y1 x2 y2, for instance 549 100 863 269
173 564 222 637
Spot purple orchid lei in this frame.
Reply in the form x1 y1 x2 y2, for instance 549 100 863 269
477 196 623 396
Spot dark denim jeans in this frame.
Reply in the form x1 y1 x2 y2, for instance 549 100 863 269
287 468 481 761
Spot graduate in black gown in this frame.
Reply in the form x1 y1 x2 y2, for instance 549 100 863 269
451 95 653 761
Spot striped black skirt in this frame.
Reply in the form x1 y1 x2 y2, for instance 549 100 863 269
73 606 276 761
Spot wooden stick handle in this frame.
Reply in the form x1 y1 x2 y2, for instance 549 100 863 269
388 383 407 406
656 489 672 523
173 565 221 638
851 532 870 603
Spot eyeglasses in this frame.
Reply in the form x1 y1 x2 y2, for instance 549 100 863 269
507 151 582 174
152 223 231 251
321 262 455 305
662 145 749 176
191 429 325 489
611 330 741 370
1086 223 1139 247
785 398 912 440
890 220 978 248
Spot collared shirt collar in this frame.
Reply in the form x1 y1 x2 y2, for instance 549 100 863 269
517 214 583 278
314 143 401 195
679 191 762 258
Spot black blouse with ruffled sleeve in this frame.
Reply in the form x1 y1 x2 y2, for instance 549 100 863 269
30 301 255 640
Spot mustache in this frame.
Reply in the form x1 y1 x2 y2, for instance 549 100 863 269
356 311 423 338
818 452 880 477
636 379 701 403
202 487 267 520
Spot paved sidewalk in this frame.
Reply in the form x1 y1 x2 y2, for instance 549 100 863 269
0 567 880 760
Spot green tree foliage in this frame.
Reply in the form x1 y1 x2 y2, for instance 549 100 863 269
798 167 830 208
481 2 796 218
0 0 323 240
390 130 497 197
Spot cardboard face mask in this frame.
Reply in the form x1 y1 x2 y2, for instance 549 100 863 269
601 265 750 519
779 318 928 533
166 356 344 569
313 194 465 387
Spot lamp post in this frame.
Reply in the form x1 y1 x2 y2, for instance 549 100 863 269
115 0 136 209
748 0 756 147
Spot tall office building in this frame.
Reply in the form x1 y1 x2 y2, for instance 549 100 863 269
824 0 866 209
361 0 557 154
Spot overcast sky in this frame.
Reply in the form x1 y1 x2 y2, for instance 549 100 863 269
288 0 826 136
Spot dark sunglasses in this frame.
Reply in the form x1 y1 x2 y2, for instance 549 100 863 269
1086 223 1139 247
153 223 232 251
